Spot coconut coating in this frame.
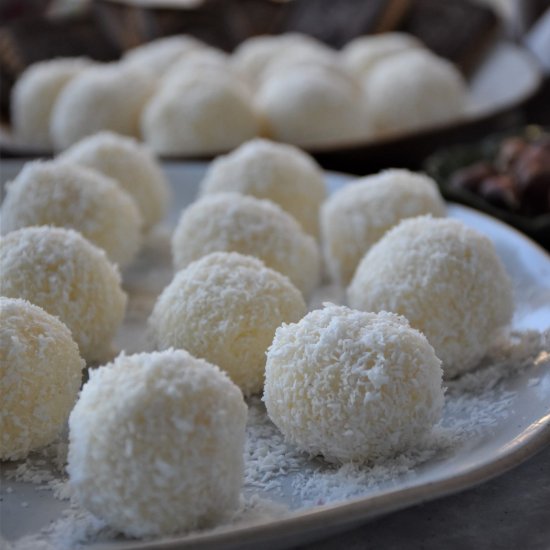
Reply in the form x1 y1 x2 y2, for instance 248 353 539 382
0 227 127 362
199 138 326 237
264 304 444 463
321 169 446 285
149 253 307 396
68 349 247 537
50 64 155 149
363 49 467 136
11 58 92 148
1 160 142 267
348 217 514 378
123 35 206 76
0 298 84 461
255 65 368 147
342 33 423 78
142 72 260 156
172 193 321 297
60 132 169 231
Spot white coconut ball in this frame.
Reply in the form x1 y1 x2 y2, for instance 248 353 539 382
348 217 514 378
1 160 142 267
142 72 260 156
342 32 423 78
363 49 467 136
321 169 446 285
0 227 127 363
60 132 169 231
11 57 92 149
0 297 84 461
231 32 331 86
50 63 155 149
68 349 247 537
122 35 206 76
255 64 369 147
264 304 444 463
199 138 326 237
172 193 321 297
149 252 307 396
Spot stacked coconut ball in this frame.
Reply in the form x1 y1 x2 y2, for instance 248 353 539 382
11 32 467 153
1 135 515 541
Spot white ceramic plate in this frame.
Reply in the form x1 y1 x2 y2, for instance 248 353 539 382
1 161 549 550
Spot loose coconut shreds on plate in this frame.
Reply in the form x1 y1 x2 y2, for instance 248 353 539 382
5 330 548 549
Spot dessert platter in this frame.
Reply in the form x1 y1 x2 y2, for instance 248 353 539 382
1 158 549 550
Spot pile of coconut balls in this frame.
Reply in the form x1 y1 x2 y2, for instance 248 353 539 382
11 32 467 154
1 134 514 540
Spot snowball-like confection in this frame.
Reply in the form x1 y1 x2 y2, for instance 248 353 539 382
342 32 423 78
199 138 326 237
150 253 307 396
321 169 446 285
255 65 368 147
363 49 467 136
0 298 84 461
172 193 321 297
142 72 260 156
60 132 169 231
68 349 247 537
50 64 155 149
231 33 331 85
1 160 142 267
0 227 127 362
348 217 514 378
122 35 206 76
264 304 444 463
11 58 92 148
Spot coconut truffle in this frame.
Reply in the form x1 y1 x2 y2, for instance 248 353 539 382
60 132 169 231
0 298 84 461
172 193 321 297
68 349 247 537
0 227 127 362
348 217 514 378
1 160 142 267
199 138 326 237
142 72 260 156
11 58 92 149
255 64 368 147
363 49 467 136
122 35 206 76
149 253 307 396
264 304 444 463
321 169 446 285
342 32 423 78
50 64 155 149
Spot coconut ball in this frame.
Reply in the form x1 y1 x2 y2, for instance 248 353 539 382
172 193 321 297
199 138 326 237
60 132 169 231
321 169 446 285
11 58 92 149
348 217 514 378
0 298 84 461
68 348 247 537
231 33 331 86
255 64 368 147
264 304 444 463
363 49 467 136
342 32 423 78
0 227 127 362
1 160 142 267
50 64 155 149
142 72 260 156
122 35 206 76
149 253 306 396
